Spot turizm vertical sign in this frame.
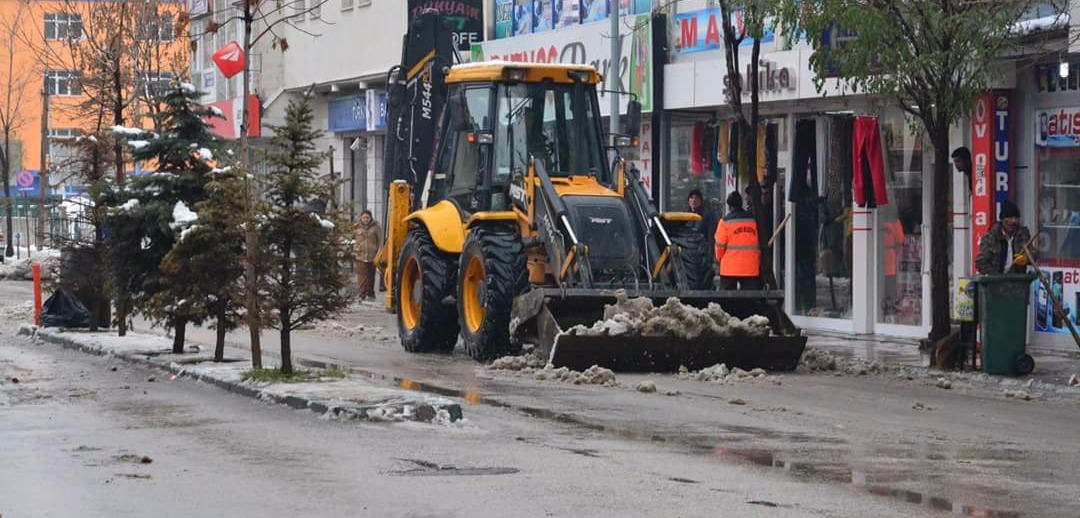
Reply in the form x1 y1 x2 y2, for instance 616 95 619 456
971 91 1012 269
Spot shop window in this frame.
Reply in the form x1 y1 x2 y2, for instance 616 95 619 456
792 117 853 319
1036 147 1080 267
877 112 924 326
666 117 725 215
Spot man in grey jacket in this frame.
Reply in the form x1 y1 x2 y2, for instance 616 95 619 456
976 201 1037 275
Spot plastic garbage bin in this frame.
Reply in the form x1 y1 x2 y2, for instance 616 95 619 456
973 273 1037 376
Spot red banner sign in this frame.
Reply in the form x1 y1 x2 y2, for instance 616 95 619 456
970 92 1012 270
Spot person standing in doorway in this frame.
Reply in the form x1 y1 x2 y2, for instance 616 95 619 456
715 192 762 290
951 147 972 189
688 189 719 262
355 210 382 300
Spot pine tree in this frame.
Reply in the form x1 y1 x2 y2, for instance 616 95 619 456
160 160 247 361
107 82 227 351
259 95 354 374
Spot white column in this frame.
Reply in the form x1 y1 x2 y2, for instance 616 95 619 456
853 207 875 334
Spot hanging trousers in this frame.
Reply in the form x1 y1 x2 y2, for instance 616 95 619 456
852 117 888 207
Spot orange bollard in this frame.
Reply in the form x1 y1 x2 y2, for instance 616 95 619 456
32 263 41 326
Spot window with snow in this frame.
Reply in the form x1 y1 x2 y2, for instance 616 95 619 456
46 70 82 96
48 128 81 178
44 13 83 41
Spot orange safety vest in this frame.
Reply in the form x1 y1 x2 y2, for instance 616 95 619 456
714 210 761 277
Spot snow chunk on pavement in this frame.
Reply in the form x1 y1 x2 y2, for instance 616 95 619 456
533 364 617 386
488 354 546 371
676 363 767 384
561 291 771 340
799 348 837 371
169 201 198 229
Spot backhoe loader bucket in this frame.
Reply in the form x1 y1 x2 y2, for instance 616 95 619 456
510 289 807 373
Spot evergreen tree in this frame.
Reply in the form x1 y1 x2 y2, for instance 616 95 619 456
259 95 353 374
160 159 247 361
107 82 227 351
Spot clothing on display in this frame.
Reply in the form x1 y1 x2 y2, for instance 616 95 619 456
789 119 819 202
691 121 705 176
853 116 889 207
716 121 731 165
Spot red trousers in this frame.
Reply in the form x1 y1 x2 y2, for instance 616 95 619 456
853 117 888 207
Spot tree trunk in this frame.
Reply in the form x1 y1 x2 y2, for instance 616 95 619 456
117 295 128 336
929 130 952 340
241 0 262 370
172 318 187 354
280 320 292 375
214 301 227 362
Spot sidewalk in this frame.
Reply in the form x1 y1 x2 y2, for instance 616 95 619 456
807 329 1080 387
21 325 464 423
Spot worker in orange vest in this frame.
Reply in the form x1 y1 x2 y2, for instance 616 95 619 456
715 192 762 290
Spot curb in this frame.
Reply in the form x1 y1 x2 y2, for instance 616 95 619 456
28 327 463 423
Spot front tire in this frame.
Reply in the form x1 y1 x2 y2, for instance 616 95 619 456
457 226 527 362
395 229 459 353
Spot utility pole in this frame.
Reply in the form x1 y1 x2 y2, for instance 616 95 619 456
38 75 49 251
609 1 621 140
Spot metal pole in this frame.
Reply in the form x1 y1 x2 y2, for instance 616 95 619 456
39 76 48 251
609 1 620 139
328 145 337 212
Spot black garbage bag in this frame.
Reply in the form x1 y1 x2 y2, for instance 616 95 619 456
41 289 91 328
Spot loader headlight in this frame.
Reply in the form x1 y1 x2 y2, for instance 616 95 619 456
504 68 527 82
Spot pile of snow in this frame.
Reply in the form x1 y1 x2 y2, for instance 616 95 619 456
561 292 771 339
676 363 768 384
488 354 547 371
0 249 62 281
169 201 198 229
0 300 33 321
533 364 617 386
799 347 837 372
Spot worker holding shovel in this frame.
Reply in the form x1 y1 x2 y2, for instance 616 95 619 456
975 201 1038 275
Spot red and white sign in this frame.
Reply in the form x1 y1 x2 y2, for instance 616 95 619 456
205 95 261 139
970 91 1013 270
212 41 244 79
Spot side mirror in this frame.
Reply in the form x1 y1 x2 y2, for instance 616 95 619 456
623 100 642 137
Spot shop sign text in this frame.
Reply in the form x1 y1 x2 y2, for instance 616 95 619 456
721 59 794 99
970 92 1012 271
1035 106 1080 148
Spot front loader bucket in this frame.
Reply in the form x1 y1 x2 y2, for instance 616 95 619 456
510 288 808 373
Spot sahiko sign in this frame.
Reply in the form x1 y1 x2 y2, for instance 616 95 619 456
970 91 1013 269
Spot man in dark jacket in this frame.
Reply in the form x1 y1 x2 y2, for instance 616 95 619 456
976 201 1037 274
688 189 719 256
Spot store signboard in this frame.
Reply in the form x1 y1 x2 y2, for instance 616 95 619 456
471 12 652 114
970 92 1012 270
1035 106 1080 148
365 90 388 131
673 7 774 54
329 94 367 133
1033 267 1080 334
408 0 484 51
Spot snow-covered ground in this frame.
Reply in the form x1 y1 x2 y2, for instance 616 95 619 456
0 248 62 281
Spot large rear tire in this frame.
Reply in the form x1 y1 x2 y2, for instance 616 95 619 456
395 229 459 353
457 226 528 362
670 225 714 290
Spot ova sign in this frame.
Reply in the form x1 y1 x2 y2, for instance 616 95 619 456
971 91 1012 269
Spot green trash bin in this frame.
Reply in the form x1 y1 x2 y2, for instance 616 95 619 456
973 273 1037 376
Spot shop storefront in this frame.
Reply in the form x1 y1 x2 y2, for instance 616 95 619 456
664 39 940 338
327 90 389 221
1022 61 1080 350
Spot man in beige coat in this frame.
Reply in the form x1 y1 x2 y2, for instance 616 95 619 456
355 210 382 300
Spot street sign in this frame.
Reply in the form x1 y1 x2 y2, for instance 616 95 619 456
213 41 245 79
15 170 33 189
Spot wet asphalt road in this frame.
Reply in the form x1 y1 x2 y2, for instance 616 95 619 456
2 281 1080 517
